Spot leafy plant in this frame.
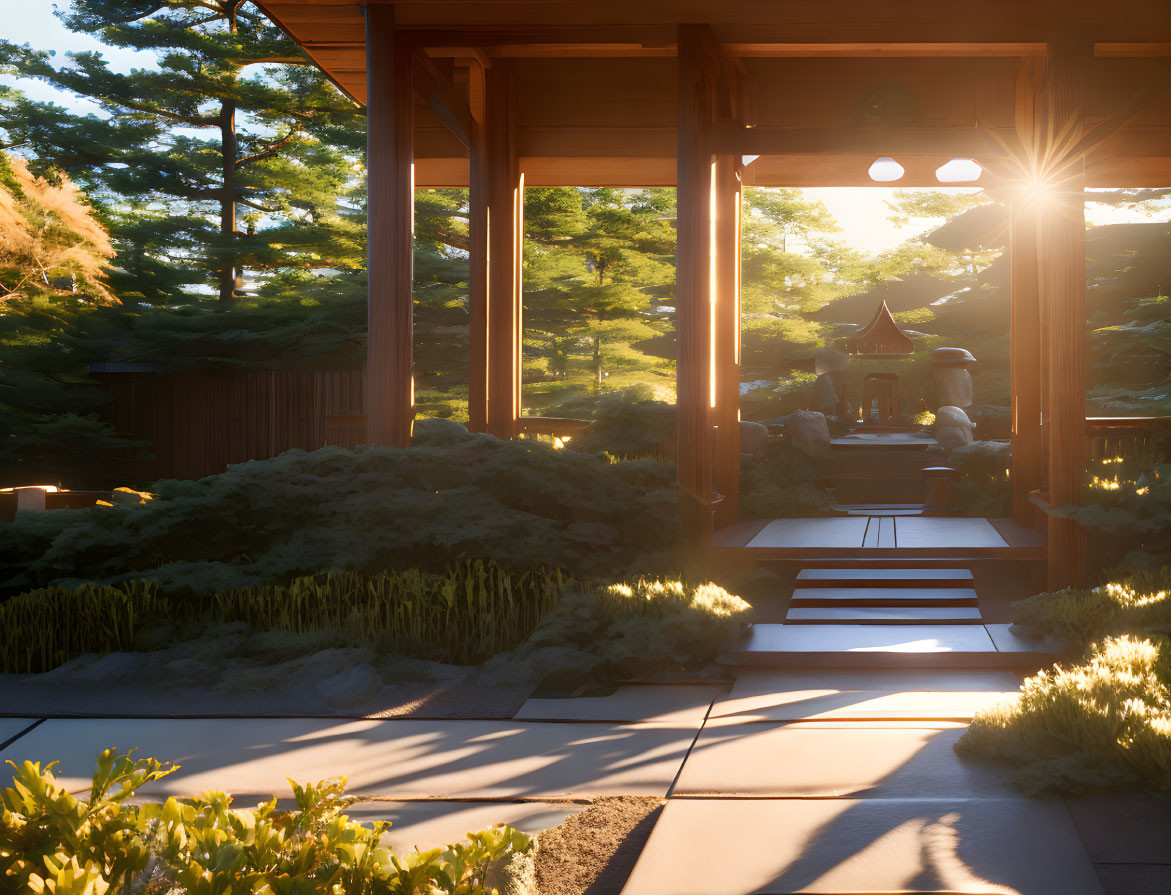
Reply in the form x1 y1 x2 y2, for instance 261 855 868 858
949 440 1011 517
0 562 564 673
0 580 160 674
1 748 534 894
957 635 1171 793
738 443 836 517
0 426 680 595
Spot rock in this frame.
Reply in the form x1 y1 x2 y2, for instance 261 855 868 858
930 346 977 366
316 663 384 709
411 417 470 445
810 373 839 417
70 652 149 683
785 410 831 457
935 366 974 408
739 420 769 458
815 347 850 375
934 405 975 449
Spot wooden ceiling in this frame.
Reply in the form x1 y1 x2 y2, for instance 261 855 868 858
255 0 1171 186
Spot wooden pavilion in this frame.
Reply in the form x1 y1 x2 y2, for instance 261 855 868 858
254 0 1171 588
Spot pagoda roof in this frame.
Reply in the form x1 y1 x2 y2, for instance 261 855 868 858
846 301 915 355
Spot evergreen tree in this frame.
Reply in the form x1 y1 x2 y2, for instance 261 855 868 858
0 1 363 304
523 187 676 405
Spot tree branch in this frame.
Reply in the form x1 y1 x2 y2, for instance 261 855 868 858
235 128 300 168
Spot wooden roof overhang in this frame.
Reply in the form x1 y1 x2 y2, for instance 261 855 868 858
257 1 1171 188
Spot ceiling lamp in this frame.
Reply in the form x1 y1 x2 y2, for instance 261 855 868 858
935 158 982 183
867 157 904 182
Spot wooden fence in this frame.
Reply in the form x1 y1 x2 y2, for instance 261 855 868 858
94 368 365 481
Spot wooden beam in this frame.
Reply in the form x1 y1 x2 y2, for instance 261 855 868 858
483 61 523 439
412 53 473 150
365 5 414 448
715 124 1009 158
713 155 742 529
1039 34 1089 589
1009 57 1045 528
676 23 720 547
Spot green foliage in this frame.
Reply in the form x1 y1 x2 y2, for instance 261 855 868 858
0 563 563 674
1010 568 1171 649
1052 453 1171 569
526 578 751 677
957 635 1171 792
563 389 677 460
0 580 159 674
212 562 563 665
738 444 837 517
1 748 534 894
0 0 364 304
0 424 679 594
949 440 1011 517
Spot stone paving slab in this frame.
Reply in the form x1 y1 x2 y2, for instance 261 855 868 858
620 797 1104 895
671 720 1016 798
786 607 983 622
1093 864 1171 895
738 624 998 654
790 587 979 604
0 718 39 747
2 718 697 800
711 689 1014 722
895 516 1009 548
345 800 582 853
985 623 1066 654
513 683 724 724
796 568 974 585
747 517 869 549
1065 793 1171 863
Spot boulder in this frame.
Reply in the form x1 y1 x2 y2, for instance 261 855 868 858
935 366 974 408
815 347 850 375
739 420 769 458
810 373 839 417
316 663 384 709
786 410 831 457
930 346 977 366
934 405 975 449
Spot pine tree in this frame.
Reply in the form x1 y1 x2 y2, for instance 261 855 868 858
523 187 677 407
0 1 363 305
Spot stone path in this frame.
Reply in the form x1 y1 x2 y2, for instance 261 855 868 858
1 564 1164 893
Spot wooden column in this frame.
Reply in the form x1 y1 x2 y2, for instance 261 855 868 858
481 61 523 439
713 155 742 529
467 61 489 433
1039 35 1089 589
1010 57 1046 526
365 5 414 447
676 24 719 543
1010 196 1044 525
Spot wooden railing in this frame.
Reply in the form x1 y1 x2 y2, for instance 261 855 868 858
516 416 591 444
1085 416 1171 466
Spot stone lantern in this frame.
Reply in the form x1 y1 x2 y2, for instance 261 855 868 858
931 346 976 409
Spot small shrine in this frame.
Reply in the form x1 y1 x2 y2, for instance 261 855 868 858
848 302 913 425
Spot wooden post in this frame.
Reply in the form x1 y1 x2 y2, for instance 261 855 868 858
365 6 414 447
467 61 488 433
1010 196 1044 526
713 155 742 529
483 61 523 439
676 25 718 543
1039 35 1089 589
1010 57 1046 526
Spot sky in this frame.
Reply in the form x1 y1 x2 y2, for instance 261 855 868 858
3 1 1168 256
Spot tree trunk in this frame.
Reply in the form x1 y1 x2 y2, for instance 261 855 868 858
593 334 603 387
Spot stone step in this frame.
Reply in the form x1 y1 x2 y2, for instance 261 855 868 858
719 623 1061 668
796 567 974 588
785 606 984 624
790 586 979 607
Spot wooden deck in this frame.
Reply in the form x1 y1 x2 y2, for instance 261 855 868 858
712 516 1045 560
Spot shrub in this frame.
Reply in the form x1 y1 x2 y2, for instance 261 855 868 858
957 635 1171 792
0 425 680 594
0 562 564 673
1009 568 1171 648
523 578 752 679
1 748 534 894
563 390 677 461
738 444 836 517
949 440 1011 517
